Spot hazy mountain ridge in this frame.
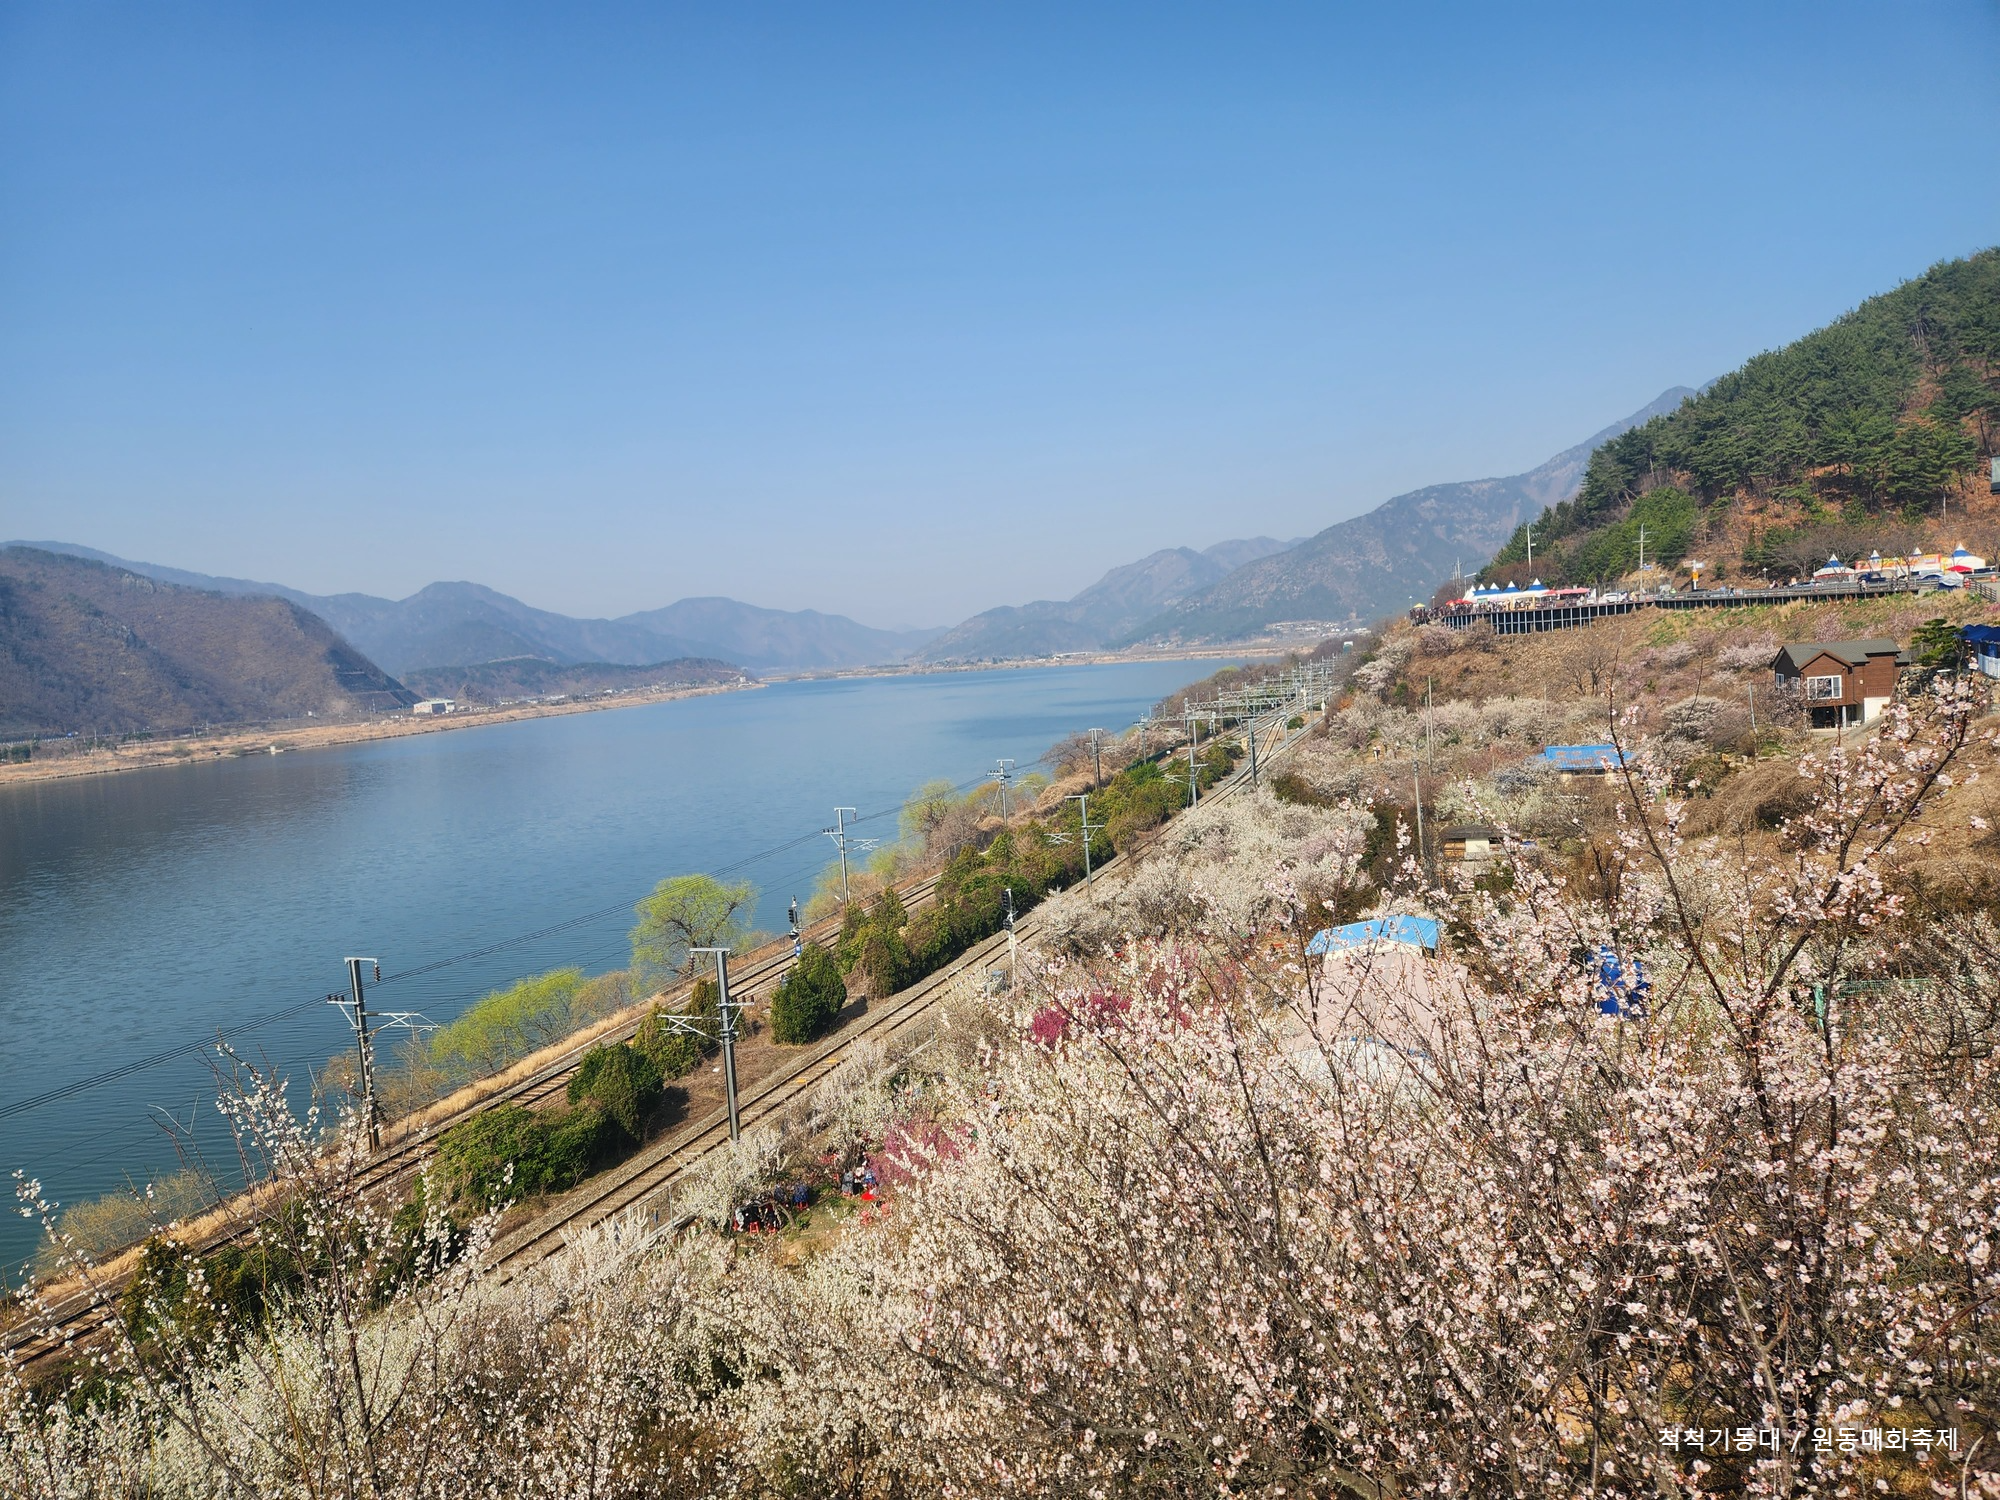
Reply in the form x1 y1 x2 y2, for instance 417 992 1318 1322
6 546 939 674
1122 387 1699 641
916 536 1299 662
0 547 416 738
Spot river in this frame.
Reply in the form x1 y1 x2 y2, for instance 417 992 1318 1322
0 659 1232 1274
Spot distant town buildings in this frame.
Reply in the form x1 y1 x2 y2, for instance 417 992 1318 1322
410 698 457 715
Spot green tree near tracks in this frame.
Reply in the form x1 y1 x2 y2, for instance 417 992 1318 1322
631 874 757 988
426 968 586 1081
770 942 846 1045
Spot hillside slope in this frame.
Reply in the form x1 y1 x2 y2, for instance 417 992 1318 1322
1128 388 1695 640
0 548 415 738
4 547 937 674
1488 248 2000 585
917 537 1297 662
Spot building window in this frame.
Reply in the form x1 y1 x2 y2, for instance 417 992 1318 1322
1804 675 1842 701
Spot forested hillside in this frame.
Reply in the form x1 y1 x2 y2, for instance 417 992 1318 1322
0 547 415 738
1489 249 2000 585
1130 387 1692 639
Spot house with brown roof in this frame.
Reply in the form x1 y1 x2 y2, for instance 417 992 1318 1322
1770 639 1903 729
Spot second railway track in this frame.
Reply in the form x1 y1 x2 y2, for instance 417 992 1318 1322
5 714 1320 1367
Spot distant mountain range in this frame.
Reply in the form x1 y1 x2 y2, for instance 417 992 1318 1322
0 547 416 739
915 537 1301 662
6 545 940 674
10 386 1704 715
1123 387 1699 642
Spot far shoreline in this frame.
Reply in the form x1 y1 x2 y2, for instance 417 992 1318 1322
0 680 762 791
0 642 1307 792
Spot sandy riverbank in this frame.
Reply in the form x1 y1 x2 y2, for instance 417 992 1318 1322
0 681 761 790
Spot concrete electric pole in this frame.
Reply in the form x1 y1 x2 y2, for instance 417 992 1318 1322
688 946 742 1142
1066 793 1102 882
825 808 859 903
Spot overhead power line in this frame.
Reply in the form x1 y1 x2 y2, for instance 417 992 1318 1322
0 756 1046 1123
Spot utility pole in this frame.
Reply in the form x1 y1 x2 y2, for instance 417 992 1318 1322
1186 711 1201 807
1412 762 1426 868
1003 885 1018 984
325 958 430 1153
1525 525 1534 570
688 947 741 1142
1425 677 1435 769
994 759 1015 821
1747 685 1755 731
1087 728 1105 790
825 807 858 903
1066 794 1102 881
788 896 801 958
1637 524 1648 578
1247 711 1260 785
342 957 381 1151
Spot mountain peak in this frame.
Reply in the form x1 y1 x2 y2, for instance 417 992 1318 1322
1116 388 1693 642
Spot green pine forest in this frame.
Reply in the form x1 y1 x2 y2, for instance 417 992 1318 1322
1487 249 2000 586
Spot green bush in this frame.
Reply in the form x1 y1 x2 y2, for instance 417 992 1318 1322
121 1232 308 1346
771 942 847 1045
435 1102 616 1205
566 1042 663 1140
634 1010 702 1079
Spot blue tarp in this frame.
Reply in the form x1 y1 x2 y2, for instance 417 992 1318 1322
1593 944 1650 1020
1538 743 1627 772
1307 916 1441 956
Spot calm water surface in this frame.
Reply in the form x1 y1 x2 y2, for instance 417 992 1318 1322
0 661 1229 1272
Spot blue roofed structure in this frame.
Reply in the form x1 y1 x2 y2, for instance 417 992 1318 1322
1306 915 1441 956
1964 623 2000 680
1537 743 1627 774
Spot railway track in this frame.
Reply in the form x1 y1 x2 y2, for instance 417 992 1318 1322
4 710 1321 1370
2 876 941 1371
486 715 1322 1272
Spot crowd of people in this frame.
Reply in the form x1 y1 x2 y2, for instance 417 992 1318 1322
729 1152 879 1234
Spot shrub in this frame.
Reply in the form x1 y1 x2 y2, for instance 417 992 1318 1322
634 1008 701 1080
770 942 847 1045
566 1042 663 1141
435 1102 615 1205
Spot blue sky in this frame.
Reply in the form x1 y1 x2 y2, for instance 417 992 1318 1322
4 3 1997 628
